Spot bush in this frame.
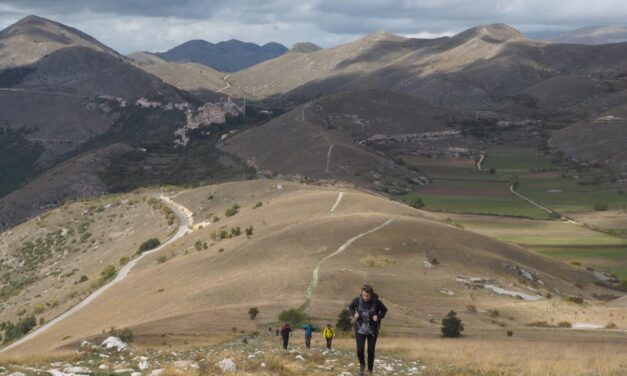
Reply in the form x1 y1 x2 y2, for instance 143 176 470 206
109 327 134 343
248 307 259 320
557 321 572 328
245 226 254 237
77 275 89 284
594 203 609 211
253 201 263 209
441 310 464 338
606 322 618 329
138 238 161 254
336 309 353 332
194 240 203 251
99 265 117 285
406 197 425 209
279 308 308 328
119 256 129 266
564 296 584 304
2 315 36 344
225 204 240 217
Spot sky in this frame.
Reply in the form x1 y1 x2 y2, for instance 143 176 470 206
0 0 626 53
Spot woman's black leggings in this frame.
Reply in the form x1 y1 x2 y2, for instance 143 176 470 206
355 332 378 371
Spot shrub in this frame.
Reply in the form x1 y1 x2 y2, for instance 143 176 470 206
557 321 572 328
77 275 89 284
564 296 584 304
253 201 263 209
488 309 500 318
109 327 134 343
194 240 203 251
2 315 36 344
593 203 608 211
279 308 308 328
248 307 260 320
606 322 618 329
138 238 161 254
441 310 464 338
225 204 240 217
245 226 254 237
157 255 168 264
489 167 496 174
336 309 353 332
99 265 117 285
466 305 478 314
406 197 425 209
119 256 129 266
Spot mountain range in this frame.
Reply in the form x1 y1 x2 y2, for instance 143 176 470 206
151 39 288 72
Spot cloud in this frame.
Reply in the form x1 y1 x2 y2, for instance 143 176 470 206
0 0 626 53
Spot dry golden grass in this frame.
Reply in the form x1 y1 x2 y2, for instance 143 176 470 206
334 336 627 376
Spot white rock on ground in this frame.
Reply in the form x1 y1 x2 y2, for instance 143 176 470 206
101 337 129 352
215 358 237 372
149 369 165 376
295 355 305 361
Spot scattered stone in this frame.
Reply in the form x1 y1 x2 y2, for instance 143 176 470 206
101 337 129 352
295 355 305 361
215 358 237 373
138 360 150 370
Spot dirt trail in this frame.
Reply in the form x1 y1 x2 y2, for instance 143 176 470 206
330 191 344 213
0 195 191 355
216 74 231 93
300 218 394 311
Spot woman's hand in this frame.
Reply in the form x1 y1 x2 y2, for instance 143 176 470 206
353 312 360 319
372 315 379 322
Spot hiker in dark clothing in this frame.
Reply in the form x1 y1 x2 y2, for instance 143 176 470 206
349 284 388 376
280 322 291 350
304 323 313 349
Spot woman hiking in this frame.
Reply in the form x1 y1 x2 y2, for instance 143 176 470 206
323 323 336 350
280 322 291 350
349 284 388 376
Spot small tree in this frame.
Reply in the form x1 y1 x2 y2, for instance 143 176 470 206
138 238 161 254
279 308 308 328
248 307 260 320
336 309 353 332
406 197 425 209
441 310 464 338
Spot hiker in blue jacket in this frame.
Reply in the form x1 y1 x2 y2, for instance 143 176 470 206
304 323 314 349
349 284 388 376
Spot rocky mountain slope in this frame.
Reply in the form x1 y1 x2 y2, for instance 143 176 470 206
547 25 627 45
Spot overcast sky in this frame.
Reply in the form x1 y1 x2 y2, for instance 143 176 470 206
1 0 626 53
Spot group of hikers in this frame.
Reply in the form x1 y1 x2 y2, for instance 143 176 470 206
275 284 388 376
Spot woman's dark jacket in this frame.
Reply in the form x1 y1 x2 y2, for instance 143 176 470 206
348 295 388 336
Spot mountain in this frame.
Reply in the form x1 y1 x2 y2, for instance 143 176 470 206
221 89 456 191
289 42 323 53
155 39 288 72
547 25 627 45
127 53 240 100
0 15 117 69
0 15 247 229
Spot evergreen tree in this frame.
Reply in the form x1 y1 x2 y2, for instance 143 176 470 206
441 310 464 338
336 309 353 332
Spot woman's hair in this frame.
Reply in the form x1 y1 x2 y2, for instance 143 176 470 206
361 284 379 300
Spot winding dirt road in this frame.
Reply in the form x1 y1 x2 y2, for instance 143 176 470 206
0 195 190 355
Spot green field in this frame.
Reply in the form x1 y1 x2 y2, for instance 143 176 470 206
453 215 627 280
484 146 626 213
402 146 626 219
